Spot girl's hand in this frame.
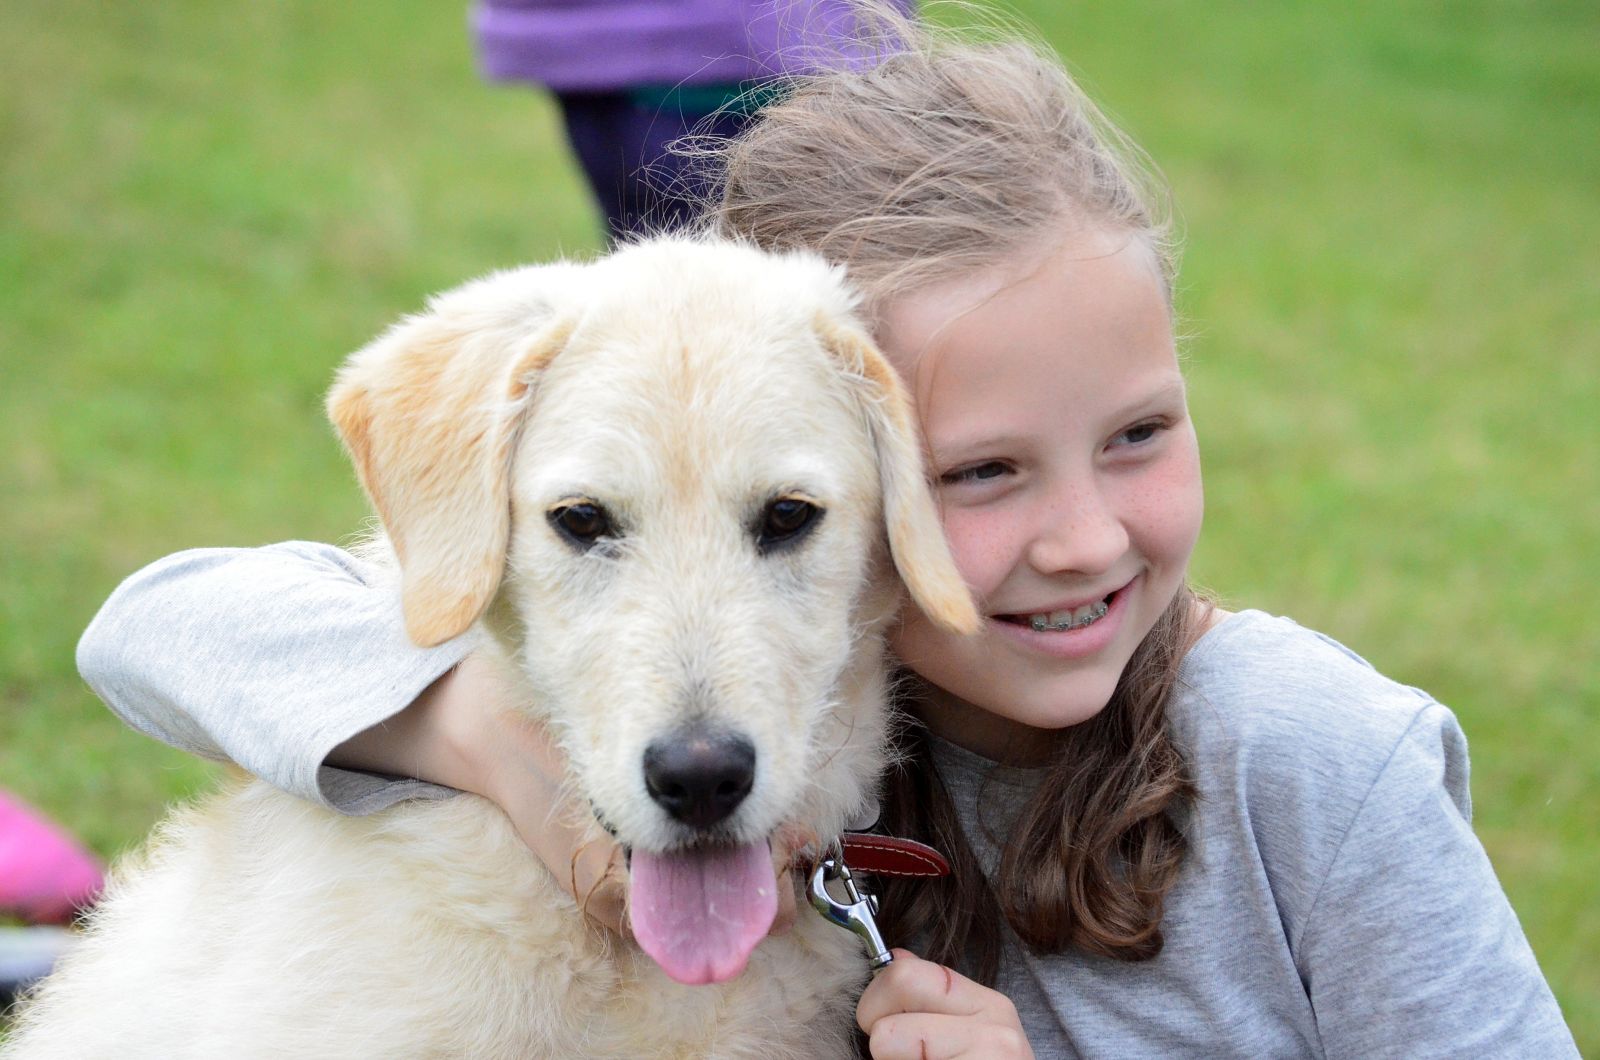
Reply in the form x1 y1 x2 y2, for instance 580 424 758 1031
857 950 1034 1059
332 651 803 937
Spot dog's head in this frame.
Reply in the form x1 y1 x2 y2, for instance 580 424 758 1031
328 237 977 983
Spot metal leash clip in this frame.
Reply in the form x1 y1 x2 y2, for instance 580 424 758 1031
808 839 893 972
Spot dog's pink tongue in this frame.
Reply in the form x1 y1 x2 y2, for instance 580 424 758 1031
629 841 777 986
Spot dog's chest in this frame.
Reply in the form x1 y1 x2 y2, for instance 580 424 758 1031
313 793 870 1058
579 922 865 1059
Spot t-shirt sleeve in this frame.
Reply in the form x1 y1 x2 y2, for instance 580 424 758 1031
1298 703 1578 1058
76 542 479 815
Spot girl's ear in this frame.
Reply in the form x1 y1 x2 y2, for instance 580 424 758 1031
328 293 578 648
814 313 981 635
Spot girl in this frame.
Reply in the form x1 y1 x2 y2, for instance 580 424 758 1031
77 12 1576 1058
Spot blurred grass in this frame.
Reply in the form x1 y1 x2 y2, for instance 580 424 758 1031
1 0 1594 1047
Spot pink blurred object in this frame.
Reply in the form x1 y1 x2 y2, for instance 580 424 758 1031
0 791 104 924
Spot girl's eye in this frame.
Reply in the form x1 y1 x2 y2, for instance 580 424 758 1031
1112 421 1165 448
940 461 1010 485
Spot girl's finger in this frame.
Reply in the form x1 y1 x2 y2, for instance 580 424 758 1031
866 1011 1032 1060
856 950 990 1027
765 822 818 937
569 831 628 935
767 856 799 937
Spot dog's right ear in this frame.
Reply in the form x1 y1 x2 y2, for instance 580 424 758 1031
328 298 576 648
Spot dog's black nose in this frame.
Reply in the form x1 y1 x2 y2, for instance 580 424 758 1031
642 728 756 830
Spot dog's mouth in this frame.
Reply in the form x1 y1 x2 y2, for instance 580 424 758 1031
627 840 778 986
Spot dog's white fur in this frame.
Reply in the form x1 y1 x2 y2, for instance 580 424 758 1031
5 238 977 1058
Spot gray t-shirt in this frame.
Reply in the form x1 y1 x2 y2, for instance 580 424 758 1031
78 542 476 814
931 610 1577 1058
78 545 1578 1056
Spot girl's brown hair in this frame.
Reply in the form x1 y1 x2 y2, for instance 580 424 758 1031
710 4 1176 315
876 589 1209 981
706 4 1202 979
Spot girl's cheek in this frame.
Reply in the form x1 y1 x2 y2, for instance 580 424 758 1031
936 506 1018 596
1126 436 1205 565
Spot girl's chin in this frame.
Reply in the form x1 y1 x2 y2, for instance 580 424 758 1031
912 670 1122 765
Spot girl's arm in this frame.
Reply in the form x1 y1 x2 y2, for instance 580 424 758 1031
1299 704 1579 1056
77 542 472 813
75 542 624 926
75 542 800 936
331 649 628 932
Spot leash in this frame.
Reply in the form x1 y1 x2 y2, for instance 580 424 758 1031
807 833 948 973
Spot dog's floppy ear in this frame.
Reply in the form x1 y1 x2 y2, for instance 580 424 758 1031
815 314 981 635
329 297 576 647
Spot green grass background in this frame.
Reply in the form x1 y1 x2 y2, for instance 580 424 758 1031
2 0 1595 1047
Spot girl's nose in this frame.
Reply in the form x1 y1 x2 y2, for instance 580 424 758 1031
1025 484 1129 577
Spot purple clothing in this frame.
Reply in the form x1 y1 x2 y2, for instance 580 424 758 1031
472 0 907 91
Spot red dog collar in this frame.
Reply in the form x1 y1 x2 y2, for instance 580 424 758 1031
838 834 949 878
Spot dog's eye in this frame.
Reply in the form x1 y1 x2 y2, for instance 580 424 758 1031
757 497 822 553
548 502 615 550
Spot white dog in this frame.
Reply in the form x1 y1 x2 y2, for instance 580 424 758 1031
5 238 977 1058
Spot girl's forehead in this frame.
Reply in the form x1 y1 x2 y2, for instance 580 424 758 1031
876 231 1175 390
876 228 1164 365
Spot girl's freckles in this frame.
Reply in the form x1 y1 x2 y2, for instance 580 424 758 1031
945 509 1020 558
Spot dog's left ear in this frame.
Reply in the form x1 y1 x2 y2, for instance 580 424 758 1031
328 300 576 648
815 314 981 635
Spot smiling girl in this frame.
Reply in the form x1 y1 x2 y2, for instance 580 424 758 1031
76 8 1576 1057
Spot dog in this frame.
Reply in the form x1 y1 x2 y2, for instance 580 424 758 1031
5 237 978 1058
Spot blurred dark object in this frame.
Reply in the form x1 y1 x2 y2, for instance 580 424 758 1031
1 926 74 1009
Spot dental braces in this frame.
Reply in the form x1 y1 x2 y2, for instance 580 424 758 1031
1029 600 1108 633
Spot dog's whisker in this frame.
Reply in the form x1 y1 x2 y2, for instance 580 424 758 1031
811 697 857 776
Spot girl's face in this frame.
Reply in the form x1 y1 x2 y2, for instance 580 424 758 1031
877 230 1203 763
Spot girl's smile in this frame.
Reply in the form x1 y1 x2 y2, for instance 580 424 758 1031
988 575 1134 660
879 229 1204 763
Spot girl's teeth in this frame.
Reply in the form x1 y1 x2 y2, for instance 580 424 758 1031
1027 600 1109 632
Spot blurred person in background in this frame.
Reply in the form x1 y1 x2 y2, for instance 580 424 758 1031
471 0 911 239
